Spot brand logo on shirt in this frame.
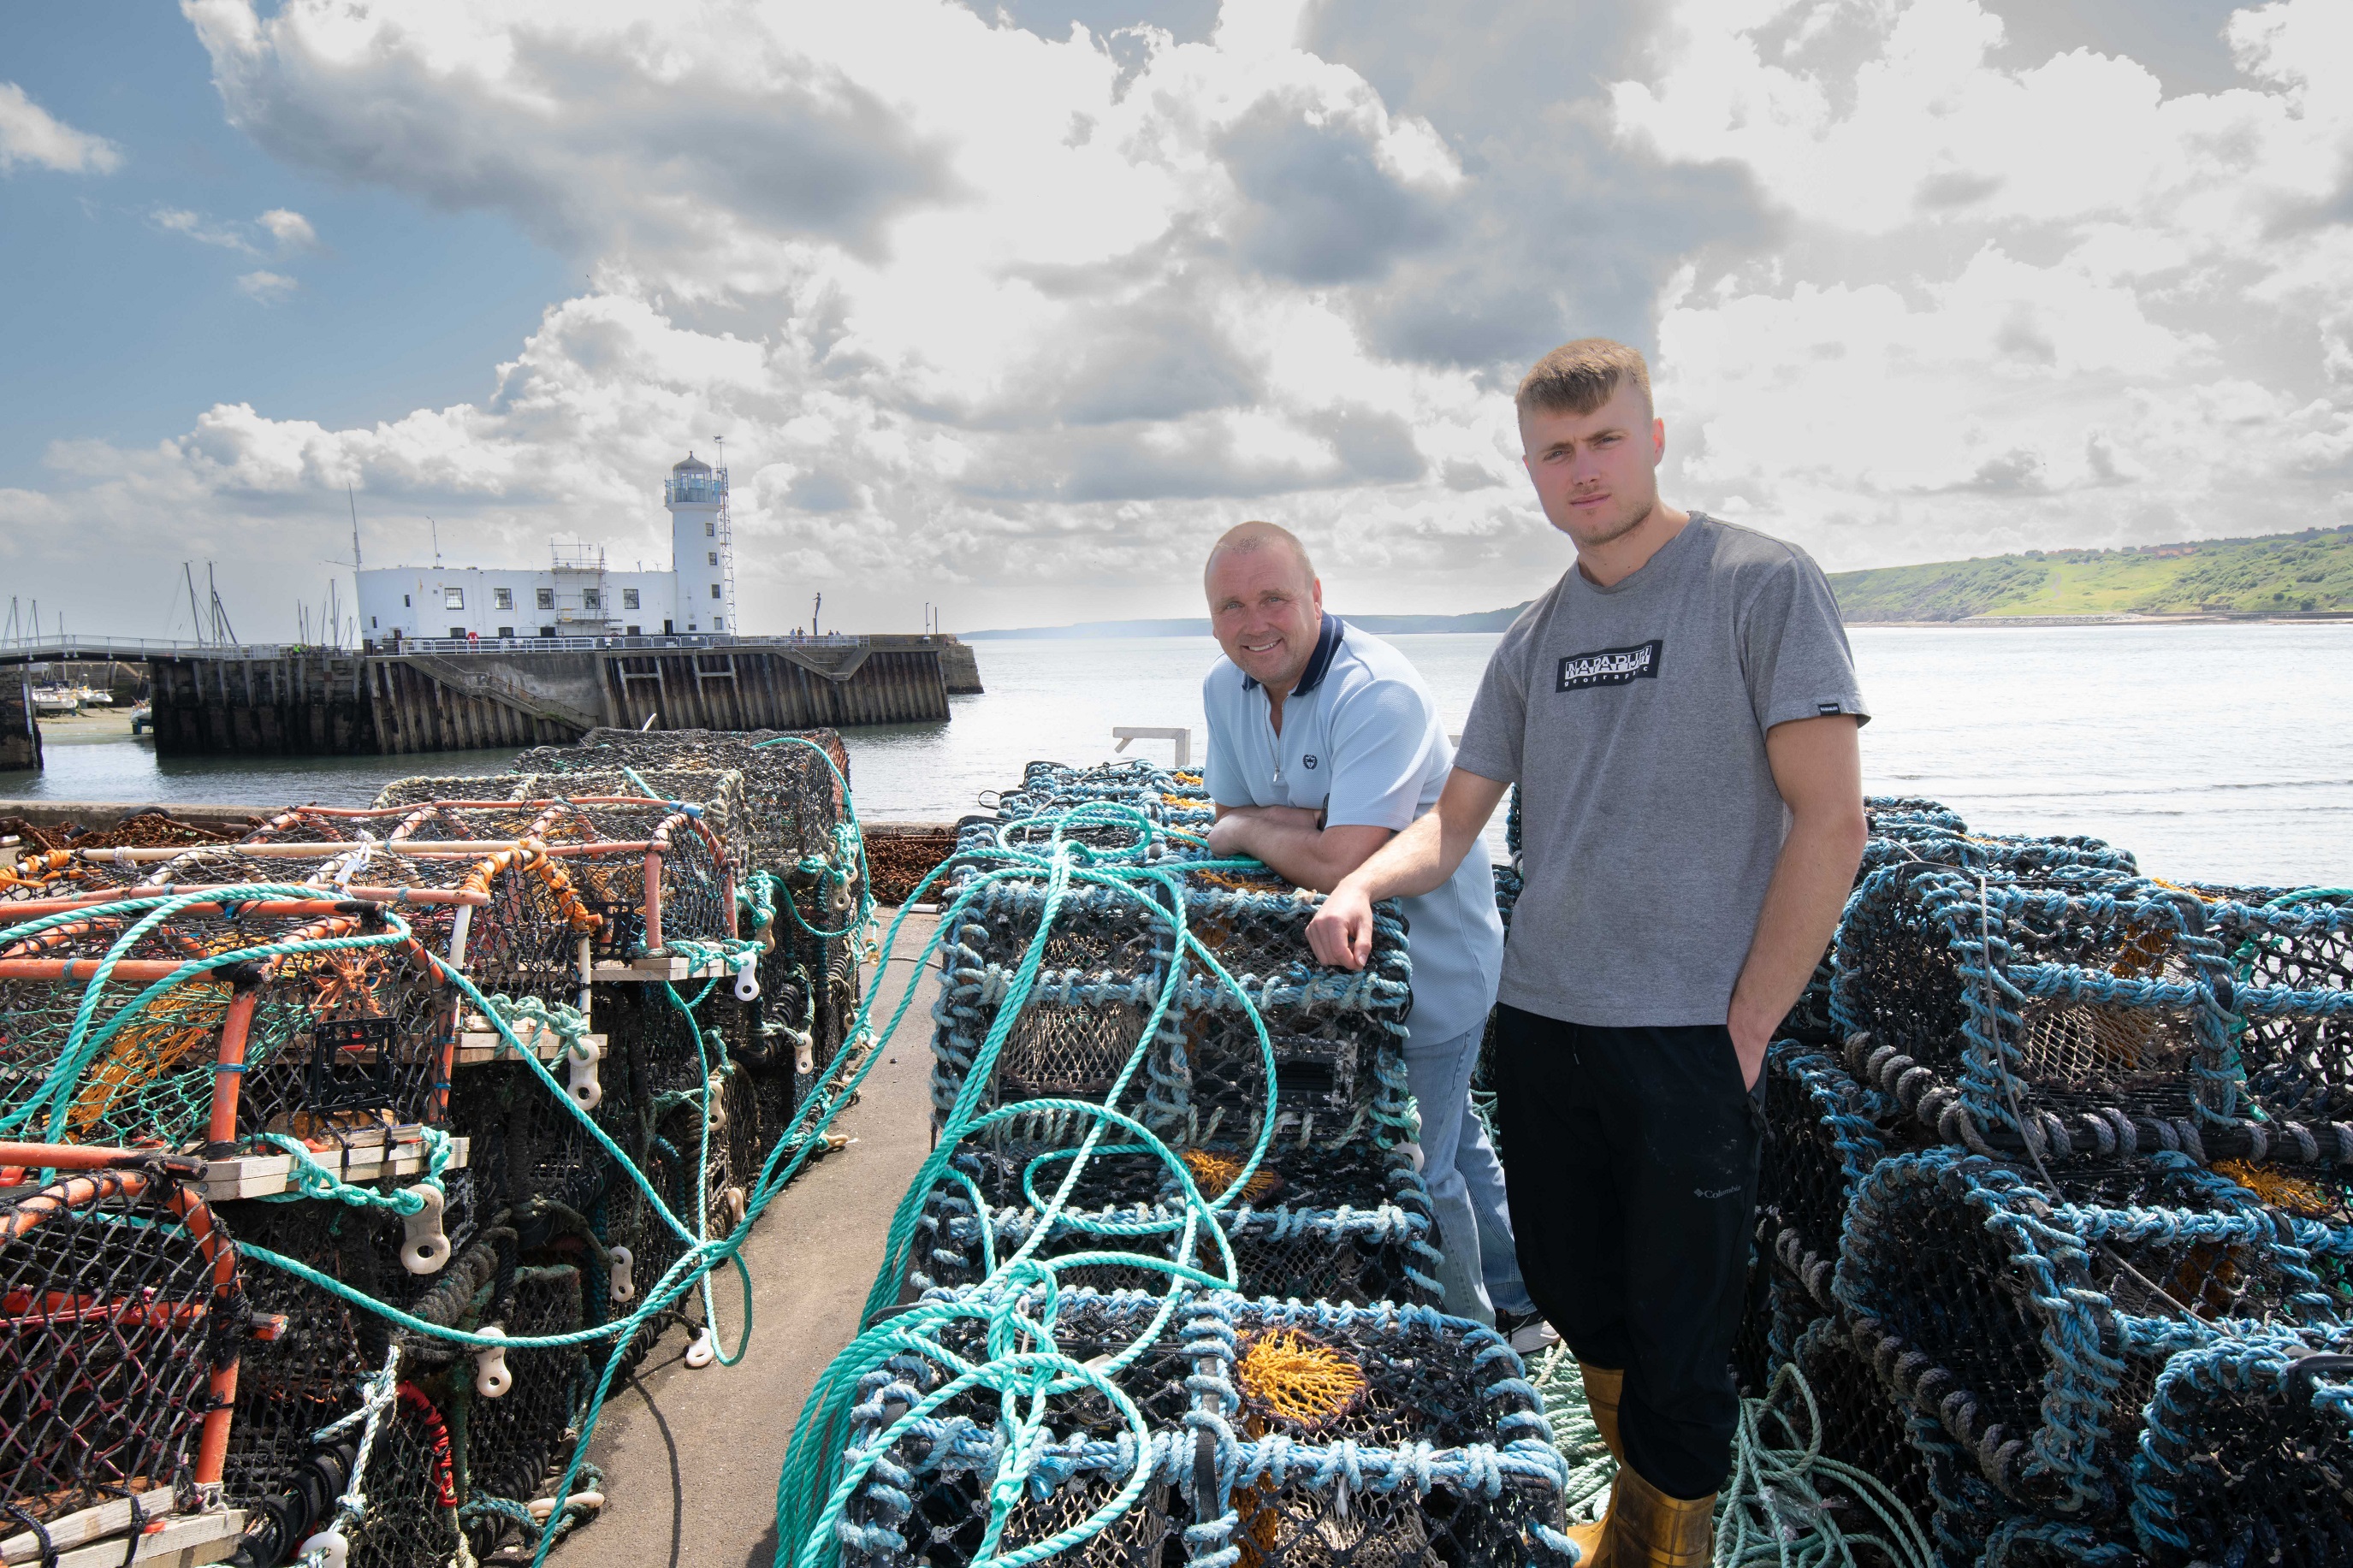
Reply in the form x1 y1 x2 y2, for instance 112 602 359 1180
1302 754 1319 769
1556 639 1664 692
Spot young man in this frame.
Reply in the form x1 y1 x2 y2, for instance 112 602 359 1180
1307 341 1869 1565
1199 521 1546 1344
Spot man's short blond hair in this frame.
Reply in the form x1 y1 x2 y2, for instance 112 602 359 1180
1205 519 1316 587
1515 339 1653 419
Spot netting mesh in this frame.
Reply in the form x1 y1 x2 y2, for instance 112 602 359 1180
837 1290 1570 1568
1830 867 2244 1153
0 908 453 1153
2214 892 2353 1131
928 871 1412 1153
345 1385 466 1568
0 1164 233 1525
2127 1324 2353 1568
454 1263 590 1560
1836 1148 2344 1516
905 1138 1440 1307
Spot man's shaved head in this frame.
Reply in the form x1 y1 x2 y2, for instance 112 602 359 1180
1204 520 1316 590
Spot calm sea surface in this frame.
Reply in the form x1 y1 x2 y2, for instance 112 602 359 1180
7 624 2349 886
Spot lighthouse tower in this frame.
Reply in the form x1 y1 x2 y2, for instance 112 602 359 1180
666 452 736 633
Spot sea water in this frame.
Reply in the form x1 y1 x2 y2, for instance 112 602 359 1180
6 624 2348 887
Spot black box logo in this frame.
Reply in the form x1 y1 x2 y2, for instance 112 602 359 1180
1556 638 1664 692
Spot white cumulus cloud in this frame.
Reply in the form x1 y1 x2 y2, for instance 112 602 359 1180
235 269 301 301
0 80 122 175
258 208 317 251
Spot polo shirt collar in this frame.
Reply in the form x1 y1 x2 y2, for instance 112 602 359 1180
1241 613 1347 696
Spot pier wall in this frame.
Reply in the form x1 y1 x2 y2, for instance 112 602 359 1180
147 636 969 760
937 636 984 695
1 672 39 772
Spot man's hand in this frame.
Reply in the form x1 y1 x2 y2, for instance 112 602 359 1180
1727 997 1777 1091
1307 884 1378 969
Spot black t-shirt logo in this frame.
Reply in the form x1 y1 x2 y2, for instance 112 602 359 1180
1302 754 1319 769
1557 638 1664 691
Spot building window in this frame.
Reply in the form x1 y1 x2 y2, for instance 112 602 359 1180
583 589 602 610
370 616 378 629
444 587 464 610
623 588 640 609
497 625 514 639
707 551 718 566
540 625 555 637
704 519 714 537
713 615 724 630
494 587 513 611
403 594 412 607
709 583 721 599
625 624 641 636
536 587 554 611
450 625 466 638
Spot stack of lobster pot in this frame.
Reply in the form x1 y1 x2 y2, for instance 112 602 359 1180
1732 795 2353 1566
820 760 1583 1565
0 735 864 1568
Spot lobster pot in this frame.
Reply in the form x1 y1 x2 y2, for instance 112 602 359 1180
1834 1149 2350 1521
1778 1318 2004 1568
346 1384 469 1568
0 905 454 1153
1865 796 1971 837
928 873 1413 1152
837 1289 1574 1568
1829 867 2243 1156
217 1183 487 1538
905 1139 1442 1308
1754 1044 1917 1331
513 726 852 879
447 1055 635 1221
602 985 754 1240
2210 891 2353 1141
866 825 958 906
0 1162 240 1527
991 760 1213 831
1782 832 2139 1048
448 1262 592 1563
363 786 742 967
2127 1322 2353 1568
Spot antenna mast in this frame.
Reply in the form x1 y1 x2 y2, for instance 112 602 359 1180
184 564 206 648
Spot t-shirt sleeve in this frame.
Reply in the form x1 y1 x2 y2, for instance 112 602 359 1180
1742 547 1870 731
1322 677 1437 832
1453 628 1530 784
1202 666 1247 806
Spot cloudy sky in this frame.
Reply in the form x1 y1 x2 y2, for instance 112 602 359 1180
3 0 2348 639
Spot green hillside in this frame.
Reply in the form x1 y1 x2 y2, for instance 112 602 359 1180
1829 524 2353 621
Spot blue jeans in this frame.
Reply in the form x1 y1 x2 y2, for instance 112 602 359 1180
1405 1020 1533 1325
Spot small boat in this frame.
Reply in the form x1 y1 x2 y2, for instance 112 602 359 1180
31 685 80 718
129 701 152 735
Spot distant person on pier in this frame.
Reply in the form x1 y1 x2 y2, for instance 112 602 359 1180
1197 521 1543 1349
1307 339 1869 1565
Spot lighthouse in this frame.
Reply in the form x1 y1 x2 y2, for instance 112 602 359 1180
666 451 736 634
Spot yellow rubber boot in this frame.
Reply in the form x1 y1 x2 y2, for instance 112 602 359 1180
1599 1462 1715 1568
1562 1365 1625 1560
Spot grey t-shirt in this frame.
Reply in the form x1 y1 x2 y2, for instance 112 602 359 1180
1455 513 1868 1027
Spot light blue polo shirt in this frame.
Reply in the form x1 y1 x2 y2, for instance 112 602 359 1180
1203 617 1504 1049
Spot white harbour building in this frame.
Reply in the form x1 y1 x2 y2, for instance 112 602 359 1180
357 453 738 645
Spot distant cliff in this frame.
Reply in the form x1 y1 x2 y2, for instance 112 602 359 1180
964 524 2353 636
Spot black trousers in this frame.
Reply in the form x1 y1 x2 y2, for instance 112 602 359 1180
1492 1003 1764 1500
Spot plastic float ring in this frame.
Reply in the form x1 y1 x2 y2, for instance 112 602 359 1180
733 954 761 1002
567 1045 603 1111
400 1185 451 1275
707 1073 730 1133
296 1528 350 1568
725 1184 748 1228
1393 1139 1425 1174
684 1324 717 1369
607 1245 636 1304
473 1325 512 1398
828 878 854 914
795 1039 815 1077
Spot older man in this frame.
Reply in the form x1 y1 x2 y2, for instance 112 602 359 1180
1198 520 1542 1344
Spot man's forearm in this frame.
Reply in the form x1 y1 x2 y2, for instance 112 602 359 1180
1330 812 1454 902
1728 808 1869 1050
1220 813 1347 892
